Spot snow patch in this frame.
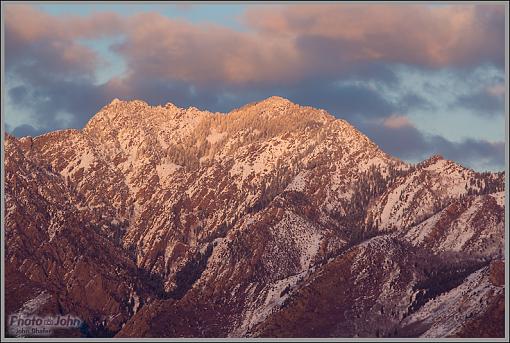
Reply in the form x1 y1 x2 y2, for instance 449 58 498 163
402 266 501 337
15 291 51 315
156 162 181 181
235 271 306 336
491 192 505 207
206 129 227 145
286 171 307 192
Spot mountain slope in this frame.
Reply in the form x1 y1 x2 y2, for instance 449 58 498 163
4 96 505 338
4 135 161 337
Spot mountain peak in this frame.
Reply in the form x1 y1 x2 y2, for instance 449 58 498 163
5 93 505 339
258 95 294 107
105 98 150 108
424 154 445 164
419 154 460 171
225 96 339 129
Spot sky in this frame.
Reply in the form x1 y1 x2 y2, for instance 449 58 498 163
3 2 507 171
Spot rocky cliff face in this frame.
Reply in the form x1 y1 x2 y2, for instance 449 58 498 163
4 96 505 338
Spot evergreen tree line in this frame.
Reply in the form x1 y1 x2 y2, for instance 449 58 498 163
346 164 409 243
466 172 504 196
163 108 326 170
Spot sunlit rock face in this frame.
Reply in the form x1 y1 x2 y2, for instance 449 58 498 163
4 97 504 338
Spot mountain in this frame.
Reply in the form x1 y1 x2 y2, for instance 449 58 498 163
4 96 505 338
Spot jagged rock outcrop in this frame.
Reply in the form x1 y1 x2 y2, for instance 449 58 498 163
4 97 505 338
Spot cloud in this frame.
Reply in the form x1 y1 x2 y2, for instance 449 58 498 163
362 120 430 160
453 85 505 117
433 137 505 171
10 124 47 138
5 4 505 89
3 4 505 172
5 5 124 78
6 73 111 130
281 79 398 121
245 4 505 69
110 4 505 86
8 85 29 103
361 118 505 171
111 13 298 86
397 93 435 112
487 83 505 97
4 5 122 41
382 115 413 129
8 3 502 87
4 5 125 130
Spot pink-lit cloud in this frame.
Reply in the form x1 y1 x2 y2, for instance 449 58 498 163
244 4 505 69
383 114 414 129
5 5 124 41
487 83 505 97
5 4 124 77
113 4 505 85
112 13 299 85
4 4 506 171
5 4 504 86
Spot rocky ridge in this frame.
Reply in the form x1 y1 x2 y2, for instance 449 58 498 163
4 96 505 338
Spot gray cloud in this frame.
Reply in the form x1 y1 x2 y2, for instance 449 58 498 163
361 121 505 171
4 4 505 172
282 80 398 121
398 92 435 112
453 89 504 117
10 124 47 137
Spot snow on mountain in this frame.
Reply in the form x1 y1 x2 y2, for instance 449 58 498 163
400 261 504 337
4 96 505 338
367 155 503 231
400 192 504 256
